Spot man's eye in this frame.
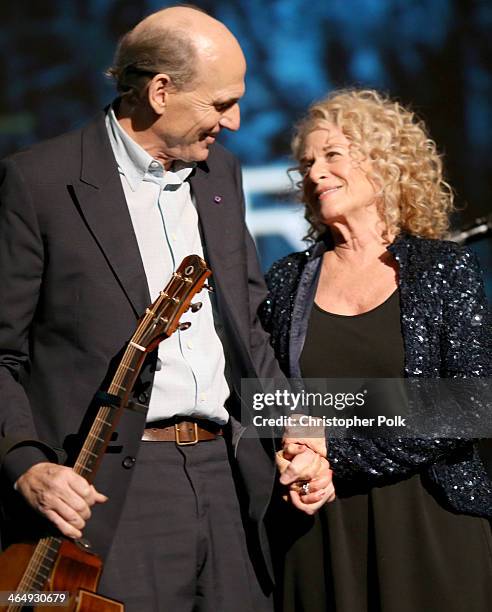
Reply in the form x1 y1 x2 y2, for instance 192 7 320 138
300 163 312 176
215 102 234 112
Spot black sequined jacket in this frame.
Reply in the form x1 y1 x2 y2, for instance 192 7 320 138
261 233 492 518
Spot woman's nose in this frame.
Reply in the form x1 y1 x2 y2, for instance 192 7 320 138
308 159 329 182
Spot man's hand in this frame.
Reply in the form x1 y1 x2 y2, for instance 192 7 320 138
276 447 335 515
15 462 108 539
283 417 327 458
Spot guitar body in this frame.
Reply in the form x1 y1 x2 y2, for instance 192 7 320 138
62 590 124 612
0 541 123 612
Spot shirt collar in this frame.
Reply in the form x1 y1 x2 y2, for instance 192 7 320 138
105 104 196 192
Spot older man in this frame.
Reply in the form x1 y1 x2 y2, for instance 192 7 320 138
0 6 332 612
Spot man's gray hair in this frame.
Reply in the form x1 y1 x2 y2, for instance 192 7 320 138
106 26 198 101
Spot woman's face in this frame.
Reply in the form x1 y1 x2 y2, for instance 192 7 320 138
300 125 377 226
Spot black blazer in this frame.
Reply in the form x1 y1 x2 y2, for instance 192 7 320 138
0 113 282 579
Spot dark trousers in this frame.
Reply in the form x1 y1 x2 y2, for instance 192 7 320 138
98 437 273 612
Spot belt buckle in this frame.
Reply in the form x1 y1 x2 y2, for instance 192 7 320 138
175 422 198 445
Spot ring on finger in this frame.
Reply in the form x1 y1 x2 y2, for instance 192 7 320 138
301 482 310 496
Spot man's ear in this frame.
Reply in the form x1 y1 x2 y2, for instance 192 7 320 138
147 73 172 115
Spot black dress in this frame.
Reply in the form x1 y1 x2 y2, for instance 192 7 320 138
276 291 492 612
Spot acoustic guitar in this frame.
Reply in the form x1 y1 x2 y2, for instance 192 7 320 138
0 255 211 611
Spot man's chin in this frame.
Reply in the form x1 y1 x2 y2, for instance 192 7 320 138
172 143 212 165
190 144 211 162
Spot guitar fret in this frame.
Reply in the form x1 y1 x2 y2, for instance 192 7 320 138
38 563 52 573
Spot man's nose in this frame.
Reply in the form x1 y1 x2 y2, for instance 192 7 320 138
219 104 240 131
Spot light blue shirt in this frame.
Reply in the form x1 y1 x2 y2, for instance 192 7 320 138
105 107 230 424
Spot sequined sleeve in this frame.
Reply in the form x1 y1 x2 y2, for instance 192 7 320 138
440 248 491 377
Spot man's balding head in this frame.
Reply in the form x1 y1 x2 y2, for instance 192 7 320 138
107 6 244 101
134 6 236 53
110 5 246 167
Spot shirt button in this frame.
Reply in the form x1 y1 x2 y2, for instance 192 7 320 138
200 393 207 402
171 233 177 242
187 341 193 350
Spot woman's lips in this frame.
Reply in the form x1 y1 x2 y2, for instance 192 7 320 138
318 185 343 200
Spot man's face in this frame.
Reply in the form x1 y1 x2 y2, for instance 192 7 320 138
153 52 246 165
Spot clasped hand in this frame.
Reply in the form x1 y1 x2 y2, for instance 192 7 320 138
276 441 336 514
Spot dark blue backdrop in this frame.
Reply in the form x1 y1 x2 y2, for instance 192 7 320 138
1 0 490 294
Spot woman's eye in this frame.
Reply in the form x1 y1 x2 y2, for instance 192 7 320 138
326 151 340 159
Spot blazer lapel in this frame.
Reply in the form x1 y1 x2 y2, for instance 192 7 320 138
190 162 250 331
71 114 150 317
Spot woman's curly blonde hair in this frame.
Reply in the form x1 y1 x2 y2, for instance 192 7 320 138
291 89 454 240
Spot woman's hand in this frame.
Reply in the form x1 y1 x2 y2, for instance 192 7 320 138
276 447 336 514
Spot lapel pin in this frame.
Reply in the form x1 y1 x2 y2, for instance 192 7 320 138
213 195 222 204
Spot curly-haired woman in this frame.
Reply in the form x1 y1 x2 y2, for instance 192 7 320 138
262 90 492 612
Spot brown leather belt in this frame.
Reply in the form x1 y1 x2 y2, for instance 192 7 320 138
142 418 223 445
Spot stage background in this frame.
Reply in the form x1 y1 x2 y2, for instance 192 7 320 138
1 0 490 296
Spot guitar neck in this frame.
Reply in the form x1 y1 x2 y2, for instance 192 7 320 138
72 340 146 482
71 263 208 482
